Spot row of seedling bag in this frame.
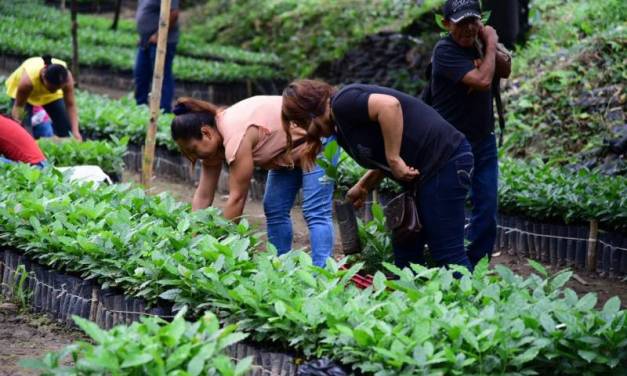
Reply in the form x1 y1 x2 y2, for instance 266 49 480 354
1 163 626 375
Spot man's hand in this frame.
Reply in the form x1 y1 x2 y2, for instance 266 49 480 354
388 156 420 181
346 184 368 209
148 33 158 44
479 25 498 46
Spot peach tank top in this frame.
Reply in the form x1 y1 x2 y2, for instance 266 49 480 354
216 95 307 169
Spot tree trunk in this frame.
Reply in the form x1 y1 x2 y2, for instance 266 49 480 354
141 0 171 187
71 0 79 87
111 0 123 30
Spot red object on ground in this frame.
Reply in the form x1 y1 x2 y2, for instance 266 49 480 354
0 115 46 164
340 264 374 289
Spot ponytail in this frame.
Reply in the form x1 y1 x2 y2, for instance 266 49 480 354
281 79 335 170
170 97 222 141
42 55 53 66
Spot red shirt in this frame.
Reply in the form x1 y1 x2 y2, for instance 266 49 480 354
0 115 46 164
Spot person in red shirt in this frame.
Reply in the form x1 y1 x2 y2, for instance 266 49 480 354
0 115 48 168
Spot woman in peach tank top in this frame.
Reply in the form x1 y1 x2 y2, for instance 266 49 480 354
170 96 335 267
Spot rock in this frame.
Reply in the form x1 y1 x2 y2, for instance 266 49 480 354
315 31 437 94
0 302 18 313
575 84 624 110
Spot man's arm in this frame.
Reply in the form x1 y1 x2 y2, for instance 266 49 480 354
62 72 82 141
11 73 33 121
461 26 499 91
192 160 222 211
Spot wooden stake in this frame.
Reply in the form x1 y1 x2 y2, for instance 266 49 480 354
70 0 79 87
141 0 171 187
586 220 599 272
111 0 123 30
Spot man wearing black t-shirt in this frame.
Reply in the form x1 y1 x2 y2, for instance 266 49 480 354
431 0 511 267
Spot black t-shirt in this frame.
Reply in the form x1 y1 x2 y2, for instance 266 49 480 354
431 36 494 143
331 84 464 183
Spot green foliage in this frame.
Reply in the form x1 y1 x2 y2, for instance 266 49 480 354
0 164 259 305
38 137 128 175
0 87 179 151
22 308 252 375
2 163 626 374
352 202 393 275
504 0 627 164
317 140 626 231
189 0 445 77
499 157 627 232
0 1 281 82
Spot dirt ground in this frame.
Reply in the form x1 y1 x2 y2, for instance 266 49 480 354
0 301 82 376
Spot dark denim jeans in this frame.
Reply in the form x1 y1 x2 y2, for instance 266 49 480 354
393 139 474 271
263 165 335 267
467 133 499 267
134 41 177 112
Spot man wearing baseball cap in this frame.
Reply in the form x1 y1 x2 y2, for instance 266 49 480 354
429 0 512 268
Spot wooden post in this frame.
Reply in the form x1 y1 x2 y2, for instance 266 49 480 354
111 0 123 30
141 0 171 187
586 220 599 272
70 0 80 87
61 0 66 11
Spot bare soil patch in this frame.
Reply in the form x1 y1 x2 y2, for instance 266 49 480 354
0 302 82 376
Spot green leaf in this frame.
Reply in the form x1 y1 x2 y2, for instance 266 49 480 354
72 316 107 343
274 300 287 317
576 293 598 311
550 271 572 290
527 259 548 277
602 296 621 317
577 350 597 363
187 351 209 376
159 288 181 301
166 344 192 371
234 356 253 376
121 353 153 368
513 347 540 366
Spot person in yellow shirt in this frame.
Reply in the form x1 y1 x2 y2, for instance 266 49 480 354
6 55 82 141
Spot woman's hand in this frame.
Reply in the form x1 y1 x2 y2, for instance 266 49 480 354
388 156 419 181
11 106 24 122
346 183 368 209
72 130 83 142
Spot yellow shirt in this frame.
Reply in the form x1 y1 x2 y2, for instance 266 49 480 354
5 57 67 106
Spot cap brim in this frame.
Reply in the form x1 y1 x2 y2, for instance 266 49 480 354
450 10 481 23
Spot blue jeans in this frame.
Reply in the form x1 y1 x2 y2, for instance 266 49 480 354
134 41 177 112
393 139 474 271
467 133 498 267
0 156 48 169
263 165 335 267
33 121 54 139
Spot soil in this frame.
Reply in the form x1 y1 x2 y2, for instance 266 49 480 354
0 301 82 376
